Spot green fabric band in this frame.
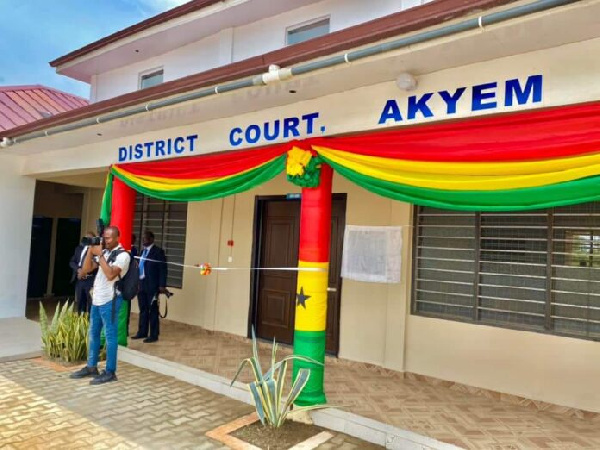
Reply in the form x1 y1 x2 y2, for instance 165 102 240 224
293 330 326 406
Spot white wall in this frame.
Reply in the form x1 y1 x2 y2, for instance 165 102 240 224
92 0 429 101
405 316 600 412
160 173 411 370
93 33 225 102
232 0 407 61
0 156 36 319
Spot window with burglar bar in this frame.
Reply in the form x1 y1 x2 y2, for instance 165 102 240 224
133 194 187 288
412 203 600 341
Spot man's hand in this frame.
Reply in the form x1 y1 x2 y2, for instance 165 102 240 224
76 268 84 280
90 245 103 257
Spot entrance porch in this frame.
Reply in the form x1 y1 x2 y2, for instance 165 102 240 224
126 316 600 450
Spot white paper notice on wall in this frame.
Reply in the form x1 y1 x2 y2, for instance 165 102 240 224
341 225 402 283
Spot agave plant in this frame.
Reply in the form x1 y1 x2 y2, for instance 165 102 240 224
231 327 326 428
39 301 89 363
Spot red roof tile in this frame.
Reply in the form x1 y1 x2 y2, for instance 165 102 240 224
0 85 88 132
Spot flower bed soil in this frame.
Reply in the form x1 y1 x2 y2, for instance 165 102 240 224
231 420 327 450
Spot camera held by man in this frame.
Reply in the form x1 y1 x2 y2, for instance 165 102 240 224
81 219 105 247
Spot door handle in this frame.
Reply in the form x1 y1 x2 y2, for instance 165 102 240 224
327 287 337 292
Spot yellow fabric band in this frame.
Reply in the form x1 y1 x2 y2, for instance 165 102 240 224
315 146 600 191
295 261 329 332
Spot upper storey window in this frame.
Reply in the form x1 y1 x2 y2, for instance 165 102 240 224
139 68 164 90
286 17 330 46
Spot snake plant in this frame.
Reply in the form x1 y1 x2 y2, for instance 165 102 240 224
231 327 326 427
39 301 89 363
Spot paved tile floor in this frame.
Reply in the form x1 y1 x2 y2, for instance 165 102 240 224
126 318 600 450
24 301 600 449
0 359 380 449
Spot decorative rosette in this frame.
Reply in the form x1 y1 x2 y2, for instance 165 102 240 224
197 263 212 276
286 146 322 188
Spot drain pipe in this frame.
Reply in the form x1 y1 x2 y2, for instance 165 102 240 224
0 0 578 148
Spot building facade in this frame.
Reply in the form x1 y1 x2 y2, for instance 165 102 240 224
1 0 599 412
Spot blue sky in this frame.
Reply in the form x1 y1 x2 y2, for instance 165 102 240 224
0 0 187 99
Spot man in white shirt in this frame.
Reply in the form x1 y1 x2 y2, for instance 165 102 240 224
70 226 130 385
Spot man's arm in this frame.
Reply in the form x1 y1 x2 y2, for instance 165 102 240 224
81 246 98 276
69 246 80 271
96 252 122 281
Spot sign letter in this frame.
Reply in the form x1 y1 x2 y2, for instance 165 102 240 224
378 100 403 125
505 75 543 107
472 82 498 111
407 93 434 120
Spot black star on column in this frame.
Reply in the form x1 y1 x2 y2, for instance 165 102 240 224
296 287 311 309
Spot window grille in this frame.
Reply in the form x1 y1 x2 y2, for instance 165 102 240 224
133 194 187 288
412 203 600 341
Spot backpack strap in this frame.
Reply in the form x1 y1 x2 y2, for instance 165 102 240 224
158 293 169 319
107 248 124 265
107 248 125 323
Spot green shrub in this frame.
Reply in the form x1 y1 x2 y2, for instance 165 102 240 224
231 328 327 428
39 301 89 363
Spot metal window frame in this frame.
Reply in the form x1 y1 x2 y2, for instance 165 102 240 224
411 205 600 342
285 16 331 46
134 193 186 288
138 67 164 90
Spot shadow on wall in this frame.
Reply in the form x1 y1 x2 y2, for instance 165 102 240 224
25 297 66 322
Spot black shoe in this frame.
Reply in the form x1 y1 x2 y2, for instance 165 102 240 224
70 366 99 379
143 337 158 343
131 334 146 340
90 370 118 385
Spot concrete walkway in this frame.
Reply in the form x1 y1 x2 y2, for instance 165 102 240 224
0 318 41 362
0 359 381 449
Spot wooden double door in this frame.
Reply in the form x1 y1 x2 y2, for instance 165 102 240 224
251 194 346 355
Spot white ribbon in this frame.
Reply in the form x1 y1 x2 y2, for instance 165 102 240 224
133 256 326 272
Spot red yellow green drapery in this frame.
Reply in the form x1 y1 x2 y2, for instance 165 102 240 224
100 144 289 224
292 164 333 407
102 100 600 222
101 100 600 405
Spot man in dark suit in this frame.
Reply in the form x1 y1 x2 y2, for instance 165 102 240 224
126 233 139 335
131 234 139 260
132 230 167 343
69 231 97 314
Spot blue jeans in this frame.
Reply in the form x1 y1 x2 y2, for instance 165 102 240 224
88 295 123 373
